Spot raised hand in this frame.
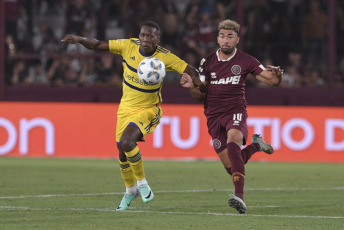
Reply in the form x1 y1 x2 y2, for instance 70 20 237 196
61 34 82 44
267 65 284 77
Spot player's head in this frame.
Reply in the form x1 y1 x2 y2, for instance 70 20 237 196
139 21 161 55
217 19 240 55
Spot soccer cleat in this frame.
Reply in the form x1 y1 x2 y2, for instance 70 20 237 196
251 134 274 154
116 189 139 211
228 194 247 214
138 184 154 203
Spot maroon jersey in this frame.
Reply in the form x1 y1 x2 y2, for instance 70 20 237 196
199 49 264 118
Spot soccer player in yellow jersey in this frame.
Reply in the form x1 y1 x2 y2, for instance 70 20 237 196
61 21 203 210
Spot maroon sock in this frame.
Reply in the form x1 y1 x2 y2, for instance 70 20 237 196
227 142 245 200
241 143 260 164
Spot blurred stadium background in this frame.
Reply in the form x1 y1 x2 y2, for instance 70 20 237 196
0 0 343 105
0 0 344 160
0 0 343 157
1 1 344 229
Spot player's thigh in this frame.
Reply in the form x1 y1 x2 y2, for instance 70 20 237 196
116 106 161 142
116 114 130 143
208 122 227 154
132 106 161 137
225 112 248 145
120 124 144 151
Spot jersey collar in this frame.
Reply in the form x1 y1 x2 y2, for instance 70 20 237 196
139 46 157 57
216 48 237 62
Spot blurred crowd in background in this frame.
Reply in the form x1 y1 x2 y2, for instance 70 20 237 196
3 0 344 89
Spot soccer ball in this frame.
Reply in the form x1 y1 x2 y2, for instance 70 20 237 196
138 57 166 85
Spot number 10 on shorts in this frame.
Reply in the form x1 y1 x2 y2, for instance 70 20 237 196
233 113 242 121
233 113 242 126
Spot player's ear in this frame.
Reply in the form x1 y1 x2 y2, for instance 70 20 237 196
157 35 160 44
236 36 240 45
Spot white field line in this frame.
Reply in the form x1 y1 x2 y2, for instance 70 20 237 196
1 187 344 199
0 206 343 219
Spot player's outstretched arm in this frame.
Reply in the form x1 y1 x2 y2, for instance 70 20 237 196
256 65 283 86
61 34 109 51
184 65 207 93
180 72 206 103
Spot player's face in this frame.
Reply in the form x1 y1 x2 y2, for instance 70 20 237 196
139 25 160 55
217 29 239 55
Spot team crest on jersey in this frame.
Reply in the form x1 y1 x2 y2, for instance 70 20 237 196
213 139 221 149
211 72 217 78
231 65 241 75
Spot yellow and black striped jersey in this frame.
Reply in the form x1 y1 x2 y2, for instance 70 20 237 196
109 38 188 108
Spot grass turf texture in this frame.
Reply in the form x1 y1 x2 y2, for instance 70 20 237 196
0 158 343 230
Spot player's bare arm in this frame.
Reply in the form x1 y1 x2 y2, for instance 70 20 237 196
180 72 206 103
61 34 109 51
184 65 207 93
256 65 283 86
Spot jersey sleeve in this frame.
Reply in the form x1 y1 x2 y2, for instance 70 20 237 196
109 39 128 55
162 52 188 74
247 56 265 77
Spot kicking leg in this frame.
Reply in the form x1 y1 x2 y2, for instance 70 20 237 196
240 134 273 165
120 125 154 203
226 129 247 214
116 142 139 211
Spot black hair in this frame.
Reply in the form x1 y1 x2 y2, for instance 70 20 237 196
141 21 161 33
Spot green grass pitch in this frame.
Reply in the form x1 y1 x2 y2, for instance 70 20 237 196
0 157 343 230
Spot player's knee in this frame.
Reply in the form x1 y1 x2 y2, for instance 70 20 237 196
119 138 136 152
118 150 127 162
119 154 127 162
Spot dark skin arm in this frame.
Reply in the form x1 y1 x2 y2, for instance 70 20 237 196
61 35 207 100
183 65 207 103
61 34 109 51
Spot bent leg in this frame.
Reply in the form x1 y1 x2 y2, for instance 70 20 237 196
219 143 260 174
117 142 137 188
227 129 245 200
120 124 146 182
241 143 261 164
218 149 232 175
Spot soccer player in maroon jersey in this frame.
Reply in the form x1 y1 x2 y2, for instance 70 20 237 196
180 19 283 214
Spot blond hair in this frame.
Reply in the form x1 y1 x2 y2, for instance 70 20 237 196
218 19 240 34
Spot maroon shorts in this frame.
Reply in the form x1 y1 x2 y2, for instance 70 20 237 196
207 111 248 154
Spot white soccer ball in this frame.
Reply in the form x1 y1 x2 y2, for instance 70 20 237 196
138 57 166 85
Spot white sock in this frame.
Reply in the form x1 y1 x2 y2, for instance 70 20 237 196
126 184 138 195
137 178 147 186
